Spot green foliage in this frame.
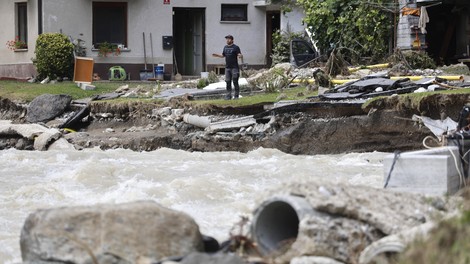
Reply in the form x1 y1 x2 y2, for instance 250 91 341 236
96 42 121 57
297 0 392 64
5 36 28 50
271 29 305 66
396 50 436 69
197 78 209 89
208 71 219 84
398 212 470 264
33 33 75 80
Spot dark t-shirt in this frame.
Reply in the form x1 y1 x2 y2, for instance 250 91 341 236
222 44 241 69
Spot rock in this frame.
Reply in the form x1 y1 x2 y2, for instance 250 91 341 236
26 94 72 123
0 97 26 120
20 201 204 264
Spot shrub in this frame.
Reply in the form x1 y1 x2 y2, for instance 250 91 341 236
297 0 391 64
33 33 74 80
208 71 219 84
197 78 209 89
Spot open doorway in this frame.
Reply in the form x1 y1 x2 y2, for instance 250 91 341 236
424 2 470 65
266 11 280 67
173 8 205 76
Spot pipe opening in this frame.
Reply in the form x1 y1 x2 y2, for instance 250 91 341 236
252 200 300 255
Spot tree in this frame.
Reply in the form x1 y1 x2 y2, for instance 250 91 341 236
296 0 394 63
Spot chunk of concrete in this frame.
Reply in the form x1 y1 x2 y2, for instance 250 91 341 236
33 128 61 151
383 146 463 196
207 116 256 132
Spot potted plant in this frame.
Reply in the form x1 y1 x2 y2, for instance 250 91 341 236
5 36 27 50
96 42 121 57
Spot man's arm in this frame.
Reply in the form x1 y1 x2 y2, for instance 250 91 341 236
212 53 224 58
237 46 243 59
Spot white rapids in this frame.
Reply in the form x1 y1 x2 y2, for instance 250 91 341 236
0 147 388 264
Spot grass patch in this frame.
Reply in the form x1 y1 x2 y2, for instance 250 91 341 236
362 88 470 112
0 80 125 102
0 80 315 108
195 87 316 106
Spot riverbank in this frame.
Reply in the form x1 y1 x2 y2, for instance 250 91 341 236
3 87 470 264
2 90 470 154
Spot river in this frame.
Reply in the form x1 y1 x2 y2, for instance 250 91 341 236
0 147 388 264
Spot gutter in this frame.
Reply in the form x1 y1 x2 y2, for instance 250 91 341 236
38 0 43 34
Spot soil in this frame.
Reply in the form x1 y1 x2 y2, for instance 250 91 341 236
57 93 470 154
1 93 468 154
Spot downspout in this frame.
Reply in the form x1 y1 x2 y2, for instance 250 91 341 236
38 0 43 35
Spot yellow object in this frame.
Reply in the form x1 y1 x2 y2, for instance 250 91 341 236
330 75 463 85
348 63 390 73
63 128 76 133
292 79 315 84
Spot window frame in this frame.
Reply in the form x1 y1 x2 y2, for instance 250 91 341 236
92 2 128 48
221 4 248 22
16 2 28 45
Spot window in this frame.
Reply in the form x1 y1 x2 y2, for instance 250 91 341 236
92 2 127 47
221 4 247 22
16 2 28 44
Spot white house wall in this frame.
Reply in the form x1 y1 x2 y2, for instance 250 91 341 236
0 0 307 78
281 6 306 34
41 0 270 67
0 0 39 78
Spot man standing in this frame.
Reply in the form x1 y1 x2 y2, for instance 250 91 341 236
212 35 243 100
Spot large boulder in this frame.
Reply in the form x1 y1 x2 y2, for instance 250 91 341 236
26 94 72 123
20 200 204 264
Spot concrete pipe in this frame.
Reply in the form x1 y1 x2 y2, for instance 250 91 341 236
183 114 210 128
251 195 315 256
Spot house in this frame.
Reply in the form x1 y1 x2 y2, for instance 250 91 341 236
396 0 470 65
0 0 306 80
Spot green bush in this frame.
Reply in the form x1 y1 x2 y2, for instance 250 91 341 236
197 78 209 89
297 0 391 64
33 33 74 80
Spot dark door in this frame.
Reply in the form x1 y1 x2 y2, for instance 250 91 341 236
173 8 205 76
266 11 280 67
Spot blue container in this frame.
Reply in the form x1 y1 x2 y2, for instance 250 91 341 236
155 65 164 80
